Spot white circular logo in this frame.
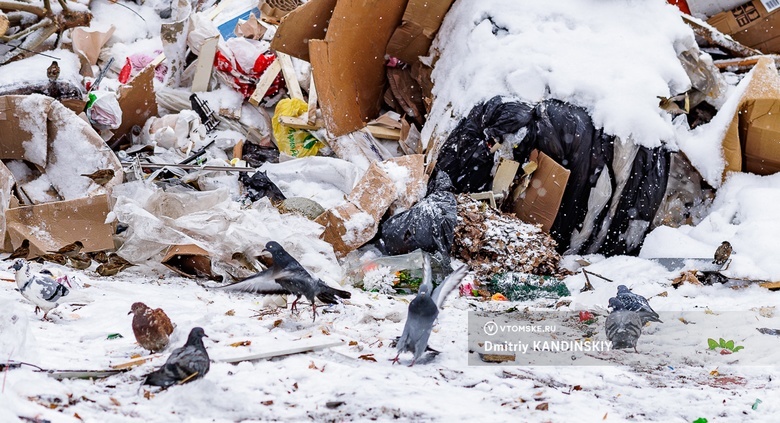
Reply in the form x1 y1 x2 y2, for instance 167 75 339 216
483 321 498 336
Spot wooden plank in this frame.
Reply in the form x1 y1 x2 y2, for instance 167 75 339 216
278 115 324 130
681 13 761 58
191 36 219 92
277 52 304 101
249 59 282 106
366 124 401 140
307 75 318 125
759 281 780 290
492 159 520 195
110 354 161 370
218 339 344 363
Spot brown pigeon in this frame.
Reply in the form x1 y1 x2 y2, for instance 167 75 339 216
129 302 175 353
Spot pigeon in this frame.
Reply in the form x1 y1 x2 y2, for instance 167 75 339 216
129 302 175 353
217 241 351 321
605 298 643 351
614 285 662 324
392 255 468 366
49 241 84 258
81 169 115 186
713 241 732 269
143 327 209 387
68 253 92 270
5 239 30 261
10 259 81 320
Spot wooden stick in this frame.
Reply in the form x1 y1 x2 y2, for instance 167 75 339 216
277 52 303 101
681 13 761 58
366 124 401 140
249 59 282 106
307 76 318 125
110 354 161 370
582 269 613 283
217 339 343 363
191 35 219 92
278 115 323 130
714 54 780 71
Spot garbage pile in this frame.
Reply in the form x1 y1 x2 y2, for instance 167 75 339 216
2 0 780 298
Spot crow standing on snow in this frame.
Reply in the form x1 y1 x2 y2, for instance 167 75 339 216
217 241 351 321
392 254 468 366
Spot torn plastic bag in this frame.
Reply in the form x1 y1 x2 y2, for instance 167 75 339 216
272 98 323 157
652 152 712 228
598 146 670 256
379 172 457 267
514 99 614 253
239 170 286 203
565 166 612 255
85 91 122 130
347 249 449 294
435 96 533 193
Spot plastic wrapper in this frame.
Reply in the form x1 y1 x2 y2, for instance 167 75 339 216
239 170 286 203
85 91 122 130
271 98 323 157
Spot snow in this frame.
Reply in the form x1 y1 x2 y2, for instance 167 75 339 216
5 0 780 422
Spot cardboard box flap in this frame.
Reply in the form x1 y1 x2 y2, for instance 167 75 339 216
0 162 14 246
0 95 51 166
386 0 455 64
513 151 570 232
110 64 159 144
708 1 780 53
309 0 407 137
162 244 219 280
270 0 337 61
721 56 780 176
5 194 116 257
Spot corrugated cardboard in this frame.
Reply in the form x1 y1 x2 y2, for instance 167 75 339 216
6 195 115 257
722 56 780 177
270 0 337 61
708 1 780 53
386 0 455 64
162 244 219 280
309 0 407 136
110 64 159 145
512 151 570 232
316 155 425 257
686 0 751 17
0 95 123 255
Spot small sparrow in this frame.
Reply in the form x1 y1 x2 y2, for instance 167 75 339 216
129 302 175 353
39 253 67 266
96 254 134 277
713 241 733 268
5 239 30 261
47 61 60 81
68 253 92 270
81 169 115 186
90 251 109 264
49 241 84 258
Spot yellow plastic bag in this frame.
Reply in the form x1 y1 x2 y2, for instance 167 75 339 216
272 98 323 157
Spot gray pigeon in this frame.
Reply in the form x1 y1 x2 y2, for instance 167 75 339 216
10 259 81 320
144 327 210 388
605 298 643 351
217 241 351 321
614 285 662 323
392 255 468 366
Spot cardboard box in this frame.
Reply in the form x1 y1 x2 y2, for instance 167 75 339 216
708 1 780 53
686 0 751 17
315 155 426 257
162 244 220 280
386 0 455 64
721 56 780 177
512 151 570 232
0 95 124 256
272 0 407 137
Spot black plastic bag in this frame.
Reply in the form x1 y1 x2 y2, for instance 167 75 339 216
435 96 533 193
380 173 457 266
239 171 286 203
